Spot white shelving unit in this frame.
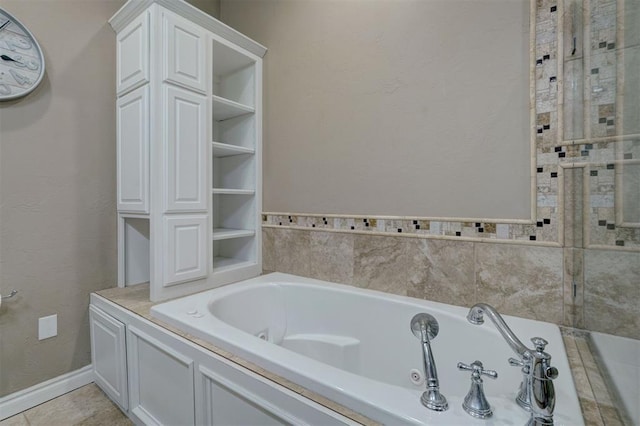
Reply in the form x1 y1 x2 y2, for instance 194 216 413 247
210 35 262 277
111 0 265 301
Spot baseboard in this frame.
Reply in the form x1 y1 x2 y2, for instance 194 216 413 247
0 365 94 420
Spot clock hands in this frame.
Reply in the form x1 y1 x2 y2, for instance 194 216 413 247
1 54 38 70
0 20 10 32
1 54 22 64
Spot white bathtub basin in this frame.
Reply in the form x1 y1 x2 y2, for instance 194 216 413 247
151 273 583 425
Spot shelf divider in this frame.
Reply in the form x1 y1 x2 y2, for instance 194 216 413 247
212 228 255 241
212 188 255 195
212 95 254 121
212 141 255 157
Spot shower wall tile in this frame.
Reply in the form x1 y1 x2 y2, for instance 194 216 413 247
308 231 354 285
475 243 564 323
583 249 640 339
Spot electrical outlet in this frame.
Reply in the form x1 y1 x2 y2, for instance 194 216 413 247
38 314 57 340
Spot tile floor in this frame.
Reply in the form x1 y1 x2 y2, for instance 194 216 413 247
0 384 131 426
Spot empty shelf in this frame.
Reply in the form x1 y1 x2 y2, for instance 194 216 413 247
212 95 254 121
212 228 255 241
212 142 255 157
212 256 257 273
212 188 255 195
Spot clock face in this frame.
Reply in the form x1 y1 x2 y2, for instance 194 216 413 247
0 8 45 101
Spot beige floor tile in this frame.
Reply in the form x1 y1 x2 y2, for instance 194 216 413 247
0 414 29 426
22 384 131 426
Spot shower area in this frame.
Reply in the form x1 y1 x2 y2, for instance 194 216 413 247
559 0 640 423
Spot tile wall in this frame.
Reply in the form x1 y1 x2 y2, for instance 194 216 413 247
262 0 640 340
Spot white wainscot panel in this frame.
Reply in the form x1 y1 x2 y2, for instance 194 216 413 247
127 325 195 426
89 306 128 411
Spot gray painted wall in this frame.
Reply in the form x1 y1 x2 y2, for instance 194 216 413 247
0 0 219 398
221 0 531 219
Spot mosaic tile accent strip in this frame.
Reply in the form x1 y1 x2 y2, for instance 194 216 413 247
262 214 554 244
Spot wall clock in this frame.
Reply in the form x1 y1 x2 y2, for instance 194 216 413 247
0 7 45 101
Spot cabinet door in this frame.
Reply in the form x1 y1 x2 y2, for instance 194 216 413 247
163 215 208 286
164 86 207 212
117 85 149 213
162 10 207 93
127 325 196 426
90 306 128 411
116 11 149 95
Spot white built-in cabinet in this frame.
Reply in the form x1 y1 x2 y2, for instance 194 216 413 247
89 296 353 425
111 0 265 301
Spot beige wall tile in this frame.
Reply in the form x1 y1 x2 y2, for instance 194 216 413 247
584 249 640 339
271 228 311 276
420 239 475 307
308 231 354 285
353 235 425 298
475 243 564 323
564 248 585 328
262 227 276 272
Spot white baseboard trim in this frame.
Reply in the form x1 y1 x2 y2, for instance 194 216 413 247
0 365 94 420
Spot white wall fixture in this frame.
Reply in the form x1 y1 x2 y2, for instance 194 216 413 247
110 0 266 301
37 314 57 340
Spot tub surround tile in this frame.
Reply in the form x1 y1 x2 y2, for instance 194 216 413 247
352 235 425 298
575 338 615 407
583 249 640 339
309 231 354 284
272 228 312 277
419 239 475 307
597 404 625 426
563 247 585 328
578 398 604 425
475 243 564 323
262 227 276 272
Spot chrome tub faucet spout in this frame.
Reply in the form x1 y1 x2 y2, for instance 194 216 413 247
467 303 559 426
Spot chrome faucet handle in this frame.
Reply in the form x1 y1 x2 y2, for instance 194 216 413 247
509 354 533 411
531 337 548 351
457 360 497 419
509 357 526 368
457 360 498 379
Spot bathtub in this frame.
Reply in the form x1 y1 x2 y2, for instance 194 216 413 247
151 273 583 425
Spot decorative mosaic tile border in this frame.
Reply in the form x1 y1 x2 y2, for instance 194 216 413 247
262 213 555 243
263 0 639 251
